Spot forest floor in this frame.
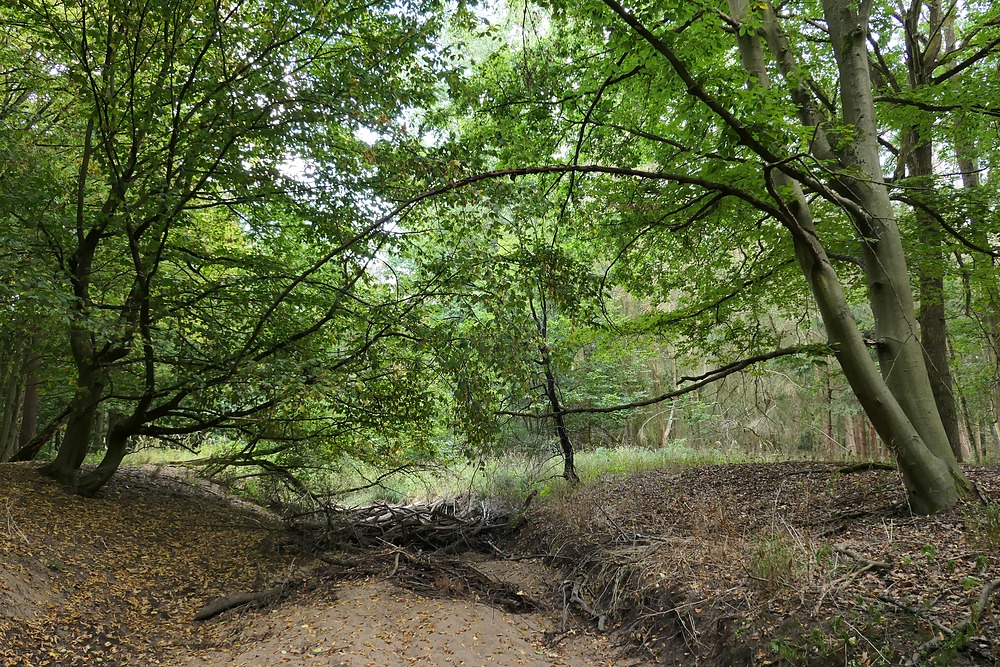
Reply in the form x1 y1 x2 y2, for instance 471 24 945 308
0 460 998 666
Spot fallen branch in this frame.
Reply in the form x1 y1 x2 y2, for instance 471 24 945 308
813 548 893 614
836 462 896 474
194 587 283 621
833 544 892 571
289 498 522 556
901 578 1000 665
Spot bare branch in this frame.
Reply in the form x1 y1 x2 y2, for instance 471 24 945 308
497 344 834 418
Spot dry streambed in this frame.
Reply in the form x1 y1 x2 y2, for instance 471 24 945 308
2 461 999 666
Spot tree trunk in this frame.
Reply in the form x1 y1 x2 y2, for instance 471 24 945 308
17 340 41 452
902 1 964 462
0 356 23 462
723 0 968 511
77 422 130 496
821 0 956 466
41 364 104 486
10 408 70 462
914 192 963 462
540 344 580 483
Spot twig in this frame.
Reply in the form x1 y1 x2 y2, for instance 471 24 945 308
389 551 401 577
877 594 954 637
900 578 1000 665
832 544 893 571
3 499 29 544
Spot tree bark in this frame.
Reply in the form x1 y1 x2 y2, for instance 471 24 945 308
540 344 580 483
902 1 964 462
820 0 957 467
41 363 104 486
723 0 968 511
0 345 25 462
14 333 42 455
77 422 130 496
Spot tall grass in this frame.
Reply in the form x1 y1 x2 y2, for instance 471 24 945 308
327 441 768 507
100 439 769 507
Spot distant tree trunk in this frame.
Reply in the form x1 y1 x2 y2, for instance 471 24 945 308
824 372 835 456
856 417 866 459
0 360 24 461
17 338 42 452
0 336 28 462
843 413 857 457
539 344 579 483
959 391 979 462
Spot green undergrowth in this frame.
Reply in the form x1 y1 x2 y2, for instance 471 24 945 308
96 439 772 507
325 442 771 507
963 500 1000 550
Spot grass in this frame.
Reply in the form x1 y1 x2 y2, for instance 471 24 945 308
77 439 772 508
291 441 770 507
748 530 810 594
963 500 1000 549
83 435 220 467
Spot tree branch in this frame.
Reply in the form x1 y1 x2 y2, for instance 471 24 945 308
497 344 834 418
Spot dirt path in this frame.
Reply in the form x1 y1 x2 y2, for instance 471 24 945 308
0 463 633 667
176 577 625 667
5 460 999 665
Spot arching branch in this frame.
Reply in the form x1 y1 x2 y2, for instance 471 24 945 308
497 344 834 418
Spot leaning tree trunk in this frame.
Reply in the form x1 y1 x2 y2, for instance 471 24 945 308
41 361 104 486
77 420 131 497
724 0 967 512
785 193 966 513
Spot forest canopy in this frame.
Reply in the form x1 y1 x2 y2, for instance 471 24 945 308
1 0 998 512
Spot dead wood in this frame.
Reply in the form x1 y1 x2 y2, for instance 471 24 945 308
288 497 524 557
832 544 892 570
193 587 282 622
388 551 543 614
836 462 897 474
904 577 1000 665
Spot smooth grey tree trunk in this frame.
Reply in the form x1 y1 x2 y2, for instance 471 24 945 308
724 0 968 512
821 0 955 464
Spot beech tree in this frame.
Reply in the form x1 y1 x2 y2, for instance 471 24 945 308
0 0 454 493
418 0 1000 512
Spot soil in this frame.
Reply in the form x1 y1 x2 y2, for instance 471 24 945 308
1 460 999 666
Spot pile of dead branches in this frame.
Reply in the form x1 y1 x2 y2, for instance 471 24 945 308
286 496 525 557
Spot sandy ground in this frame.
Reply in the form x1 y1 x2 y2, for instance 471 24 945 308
176 578 628 667
0 463 642 667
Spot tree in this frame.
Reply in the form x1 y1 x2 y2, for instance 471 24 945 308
416 0 1000 511
0 0 455 493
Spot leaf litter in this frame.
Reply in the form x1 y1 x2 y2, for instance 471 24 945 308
2 460 999 666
